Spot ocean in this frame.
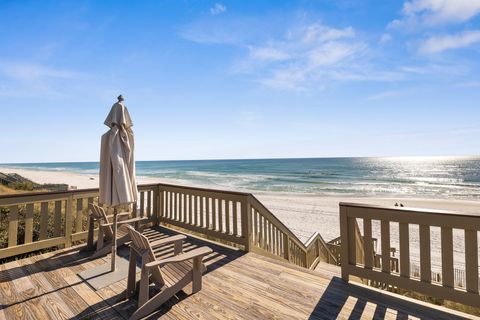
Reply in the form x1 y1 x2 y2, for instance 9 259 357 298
1 156 479 199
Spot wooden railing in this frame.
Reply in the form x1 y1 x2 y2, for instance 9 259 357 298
0 184 157 260
340 202 480 308
157 184 248 247
247 195 336 268
0 183 336 269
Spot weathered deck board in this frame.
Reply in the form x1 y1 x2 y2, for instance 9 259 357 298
0 226 477 320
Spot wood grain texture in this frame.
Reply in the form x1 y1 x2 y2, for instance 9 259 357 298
0 226 475 320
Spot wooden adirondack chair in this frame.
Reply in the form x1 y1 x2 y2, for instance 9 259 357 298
125 225 213 320
86 203 148 258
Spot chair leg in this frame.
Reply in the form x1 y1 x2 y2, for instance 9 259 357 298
192 257 203 293
127 247 137 299
130 288 174 320
97 227 104 252
138 256 150 308
86 216 95 250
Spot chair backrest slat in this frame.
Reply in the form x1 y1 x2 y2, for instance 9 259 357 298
89 203 114 238
126 225 164 285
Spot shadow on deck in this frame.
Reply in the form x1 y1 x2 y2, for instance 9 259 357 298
0 226 477 320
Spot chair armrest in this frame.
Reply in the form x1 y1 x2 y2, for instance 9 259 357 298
117 216 149 225
116 212 131 218
99 222 113 227
149 235 186 248
145 247 212 269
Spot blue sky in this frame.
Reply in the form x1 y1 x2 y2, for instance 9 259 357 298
0 0 479 163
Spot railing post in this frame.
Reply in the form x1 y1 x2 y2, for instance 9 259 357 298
65 195 73 248
241 195 252 252
339 204 349 281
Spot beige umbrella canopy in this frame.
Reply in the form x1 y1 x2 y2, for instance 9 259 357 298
99 95 137 271
99 95 138 207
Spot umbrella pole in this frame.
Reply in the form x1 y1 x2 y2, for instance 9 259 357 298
111 208 117 272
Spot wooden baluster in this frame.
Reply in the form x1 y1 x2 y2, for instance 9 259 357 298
193 195 197 226
419 225 431 283
54 200 62 237
73 199 82 234
348 217 357 266
363 218 373 269
174 192 178 221
168 192 172 219
65 195 73 248
381 220 390 273
255 210 260 246
250 209 256 244
399 222 410 278
41 202 50 240
225 200 231 235
147 191 152 218
200 197 205 228
183 194 187 223
184 193 187 223
25 204 34 244
233 201 238 236
465 229 479 294
179 193 183 222
140 192 145 218
268 220 273 253
441 227 454 288
261 215 266 249
8 205 18 247
189 194 193 225
273 226 277 255
219 199 224 233
159 190 164 221
203 197 208 228
283 234 289 260
210 198 215 230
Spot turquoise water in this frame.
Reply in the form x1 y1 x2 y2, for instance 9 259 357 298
1 157 479 199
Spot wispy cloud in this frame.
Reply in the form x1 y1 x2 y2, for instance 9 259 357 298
0 61 85 81
234 23 378 90
367 90 406 101
390 0 480 29
210 3 226 15
419 30 480 54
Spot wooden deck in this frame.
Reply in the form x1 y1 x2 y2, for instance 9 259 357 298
0 226 477 320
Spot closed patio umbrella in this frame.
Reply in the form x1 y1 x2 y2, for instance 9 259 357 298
99 95 138 271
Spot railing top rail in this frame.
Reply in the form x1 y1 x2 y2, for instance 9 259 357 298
340 202 480 218
0 183 196 201
158 182 251 197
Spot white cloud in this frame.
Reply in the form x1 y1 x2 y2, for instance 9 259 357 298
0 61 84 81
380 33 392 44
419 30 480 53
248 46 289 61
390 0 480 29
210 3 226 15
236 23 372 90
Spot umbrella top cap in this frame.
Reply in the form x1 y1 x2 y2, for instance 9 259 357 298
104 97 133 128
